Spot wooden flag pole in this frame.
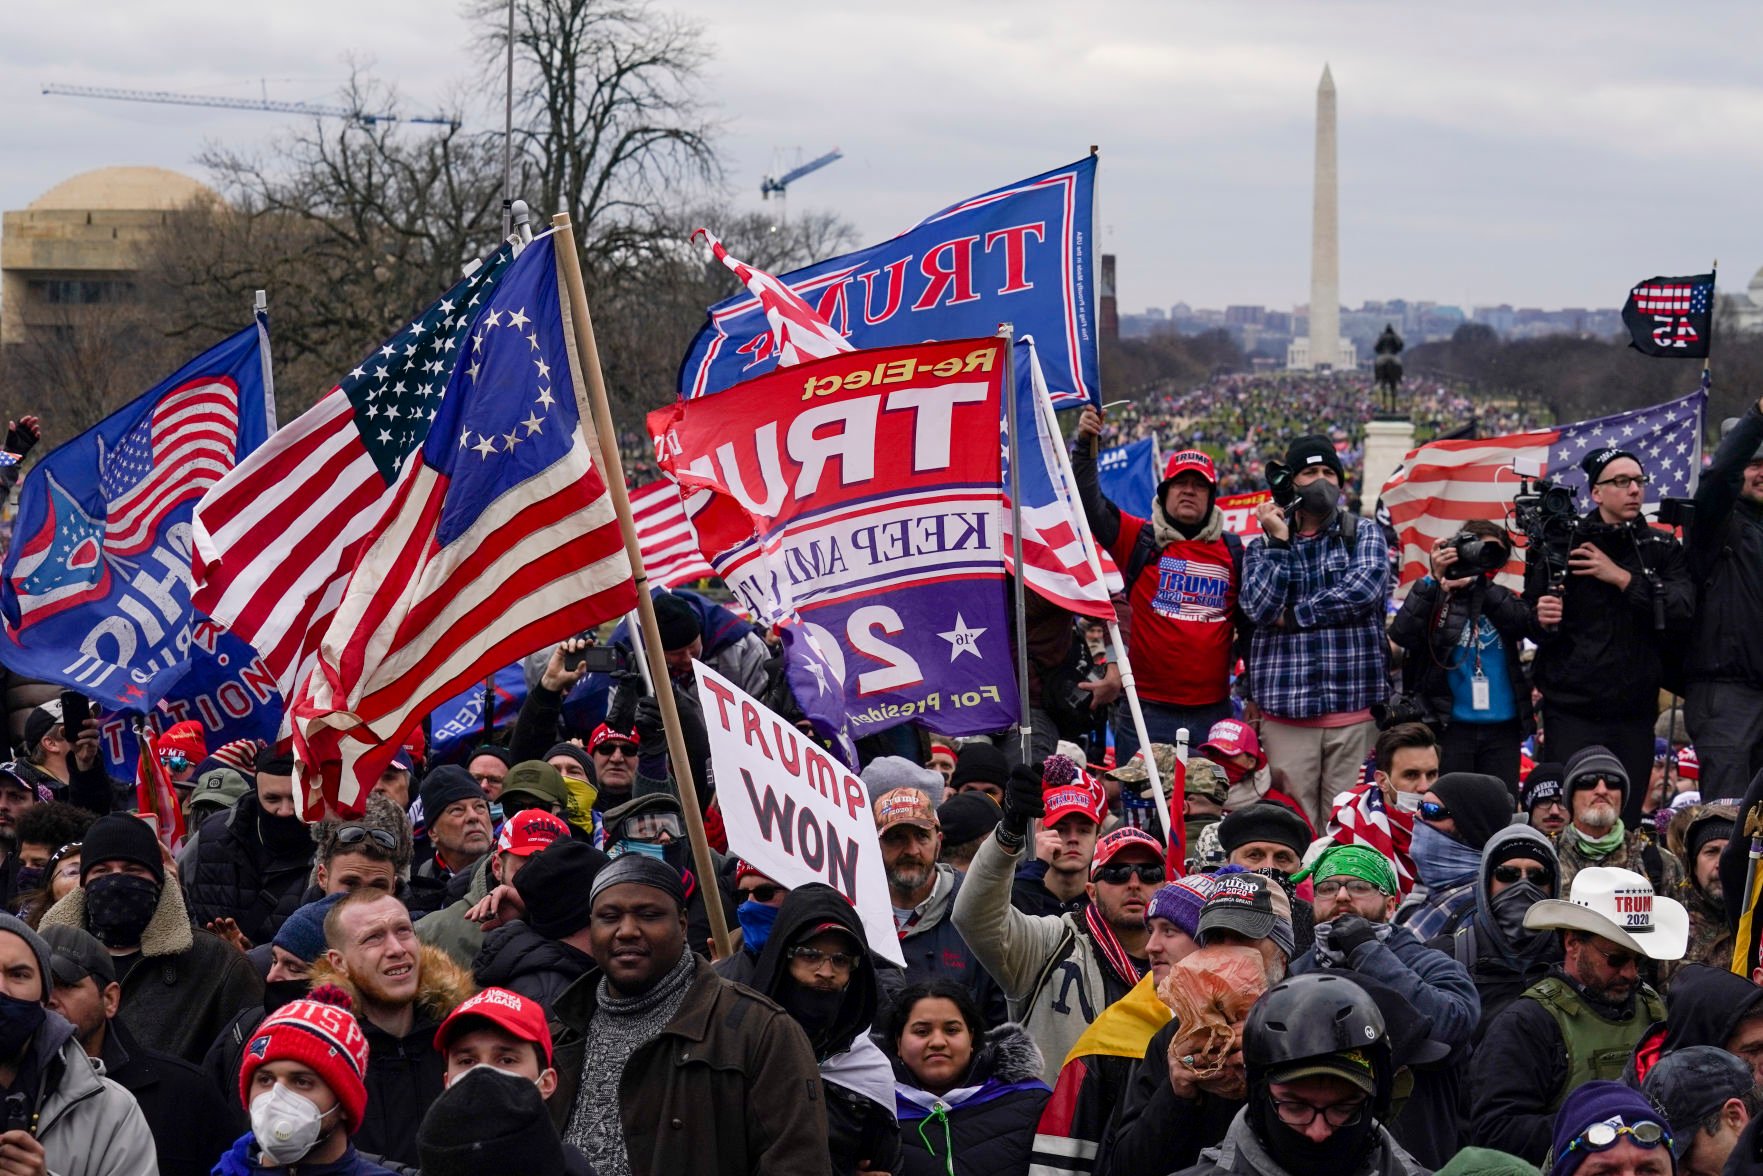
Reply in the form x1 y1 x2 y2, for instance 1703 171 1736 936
550 212 731 960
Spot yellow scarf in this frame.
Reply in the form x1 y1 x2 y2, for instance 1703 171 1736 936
1062 972 1173 1067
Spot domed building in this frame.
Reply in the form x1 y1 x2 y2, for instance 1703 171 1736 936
1 165 217 348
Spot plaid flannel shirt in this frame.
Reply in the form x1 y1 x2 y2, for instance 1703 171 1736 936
1241 514 1390 718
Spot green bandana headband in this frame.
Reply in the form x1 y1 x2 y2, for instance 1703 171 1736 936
1302 844 1399 896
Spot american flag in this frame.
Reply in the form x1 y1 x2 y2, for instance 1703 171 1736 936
1380 389 1707 591
629 478 715 588
694 229 854 367
1632 280 1712 316
289 232 636 816
102 377 242 557
1326 785 1417 897
194 249 515 705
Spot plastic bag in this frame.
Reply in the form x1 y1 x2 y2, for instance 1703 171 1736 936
1158 944 1269 1079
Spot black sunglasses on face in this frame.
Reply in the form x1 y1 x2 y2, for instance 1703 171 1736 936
1492 865 1550 885
1094 862 1165 886
738 883 784 903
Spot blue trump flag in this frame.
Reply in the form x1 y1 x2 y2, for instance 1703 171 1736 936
1098 438 1158 515
0 324 273 708
679 156 1099 408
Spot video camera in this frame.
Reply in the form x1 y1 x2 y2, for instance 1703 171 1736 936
1507 458 1578 618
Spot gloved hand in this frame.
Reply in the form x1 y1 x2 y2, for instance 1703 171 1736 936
1000 764 1045 838
633 696 666 750
605 667 645 733
1318 915 1379 964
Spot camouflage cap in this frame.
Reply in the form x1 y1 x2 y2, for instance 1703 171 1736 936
1183 760 1228 805
1106 743 1177 786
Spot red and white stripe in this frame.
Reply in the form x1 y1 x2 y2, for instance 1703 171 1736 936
1633 284 1694 314
107 378 242 556
1378 431 1554 592
629 478 715 588
694 230 855 366
193 391 390 704
1326 785 1416 897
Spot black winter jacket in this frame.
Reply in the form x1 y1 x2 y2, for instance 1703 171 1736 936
1526 512 1693 716
183 794 315 945
472 919 595 1010
1099 1018 1240 1176
1688 405 1763 687
1389 575 1535 733
894 1023 1049 1176
100 1017 237 1176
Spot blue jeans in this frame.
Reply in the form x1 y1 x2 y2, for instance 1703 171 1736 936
1114 698 1236 764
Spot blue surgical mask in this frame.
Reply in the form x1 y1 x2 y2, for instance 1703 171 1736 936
1410 821 1482 888
736 900 780 953
612 839 666 861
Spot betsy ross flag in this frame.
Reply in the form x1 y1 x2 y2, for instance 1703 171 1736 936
629 479 715 588
290 232 636 816
195 249 516 705
1380 389 1706 590
1623 272 1714 358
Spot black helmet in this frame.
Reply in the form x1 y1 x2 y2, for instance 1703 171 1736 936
1245 973 1393 1116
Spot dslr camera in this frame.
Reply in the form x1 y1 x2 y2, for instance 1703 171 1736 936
1509 460 1578 601
1446 530 1510 576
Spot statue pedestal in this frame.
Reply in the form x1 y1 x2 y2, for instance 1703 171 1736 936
1360 417 1415 516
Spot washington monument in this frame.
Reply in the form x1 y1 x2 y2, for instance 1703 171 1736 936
1289 65 1348 370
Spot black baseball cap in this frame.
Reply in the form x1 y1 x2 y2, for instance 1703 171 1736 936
40 924 116 987
1641 1045 1754 1160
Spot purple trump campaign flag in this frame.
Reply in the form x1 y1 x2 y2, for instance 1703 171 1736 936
0 323 272 709
679 156 1099 409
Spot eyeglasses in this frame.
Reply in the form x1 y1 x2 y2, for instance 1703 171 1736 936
596 742 639 758
334 825 398 852
1271 1097 1367 1129
1595 474 1650 490
1094 862 1166 886
1534 798 1566 811
1492 865 1550 885
1417 799 1451 823
469 771 505 785
787 945 856 972
1314 878 1385 899
738 883 784 903
1565 1119 1669 1158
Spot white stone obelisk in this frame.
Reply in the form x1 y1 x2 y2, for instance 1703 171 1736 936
1307 64 1340 370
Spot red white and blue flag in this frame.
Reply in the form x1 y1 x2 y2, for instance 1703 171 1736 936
629 478 716 588
1380 388 1706 591
290 232 636 816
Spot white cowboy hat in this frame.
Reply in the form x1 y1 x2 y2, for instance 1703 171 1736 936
1523 865 1688 961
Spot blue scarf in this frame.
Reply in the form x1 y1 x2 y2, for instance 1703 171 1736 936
1410 821 1482 889
736 901 780 953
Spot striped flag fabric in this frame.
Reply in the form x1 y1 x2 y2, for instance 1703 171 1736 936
629 478 715 588
694 229 855 367
1379 388 1706 592
289 232 636 816
1325 785 1416 897
194 249 516 705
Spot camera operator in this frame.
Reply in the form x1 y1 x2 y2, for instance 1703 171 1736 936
1528 447 1692 825
1389 520 1535 786
1241 436 1390 831
1685 398 1763 801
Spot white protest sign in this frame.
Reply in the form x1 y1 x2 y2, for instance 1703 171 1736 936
694 659 905 966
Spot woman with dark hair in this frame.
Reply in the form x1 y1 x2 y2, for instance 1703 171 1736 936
888 979 1050 1176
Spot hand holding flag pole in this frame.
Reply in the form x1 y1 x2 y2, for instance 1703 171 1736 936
551 213 731 961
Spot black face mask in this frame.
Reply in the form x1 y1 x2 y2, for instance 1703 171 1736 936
1250 1088 1379 1175
263 979 311 1014
1295 478 1339 517
780 984 844 1041
83 874 160 949
258 810 313 857
1489 882 1549 951
0 992 45 1064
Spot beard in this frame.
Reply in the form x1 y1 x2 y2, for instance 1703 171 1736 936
1577 799 1619 833
1701 876 1725 905
352 964 418 1011
887 859 934 895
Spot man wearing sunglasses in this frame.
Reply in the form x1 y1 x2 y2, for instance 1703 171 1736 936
1554 747 1683 899
1470 865 1685 1164
1434 824 1561 1041
1529 446 1693 828
1397 771 1517 941
1545 1080 1677 1176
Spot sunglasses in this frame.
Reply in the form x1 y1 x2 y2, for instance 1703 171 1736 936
1492 865 1550 885
1094 862 1166 886
1590 943 1639 971
1417 799 1451 823
787 945 856 972
738 883 784 903
1566 1120 1669 1158
335 825 398 852
596 742 639 758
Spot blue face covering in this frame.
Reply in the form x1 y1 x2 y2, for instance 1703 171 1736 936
736 900 780 953
1410 820 1482 888
612 839 666 861
489 803 504 825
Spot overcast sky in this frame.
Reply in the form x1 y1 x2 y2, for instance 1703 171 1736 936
8 1 1763 316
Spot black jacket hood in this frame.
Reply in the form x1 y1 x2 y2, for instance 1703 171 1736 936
1660 963 1763 1053
750 882 877 1060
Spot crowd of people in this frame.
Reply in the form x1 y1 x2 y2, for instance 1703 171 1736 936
0 379 1756 1175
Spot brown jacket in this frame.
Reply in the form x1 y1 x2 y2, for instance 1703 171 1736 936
549 957 832 1176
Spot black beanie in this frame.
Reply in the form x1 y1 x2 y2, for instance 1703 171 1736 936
1563 745 1630 810
1581 447 1640 485
1283 435 1345 482
419 766 484 823
1520 762 1566 812
417 1065 567 1176
949 743 1009 791
80 813 165 885
653 593 701 652
1217 803 1310 858
937 791 1003 845
513 840 611 939
1428 772 1516 852
1688 811 1737 863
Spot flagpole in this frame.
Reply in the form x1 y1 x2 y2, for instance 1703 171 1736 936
1707 257 1719 389
253 289 278 433
1029 344 1172 847
550 212 732 960
499 0 516 240
1001 324 1035 766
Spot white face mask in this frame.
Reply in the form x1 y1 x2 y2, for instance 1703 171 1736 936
1391 790 1423 814
250 1082 335 1165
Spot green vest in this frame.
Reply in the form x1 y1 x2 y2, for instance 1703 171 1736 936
1521 975 1666 1109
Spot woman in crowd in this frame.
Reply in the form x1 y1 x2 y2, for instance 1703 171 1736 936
888 980 1050 1176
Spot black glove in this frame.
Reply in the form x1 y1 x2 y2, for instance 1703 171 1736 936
1326 915 1379 958
1000 764 1045 838
4 419 38 459
633 696 666 751
604 667 644 732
